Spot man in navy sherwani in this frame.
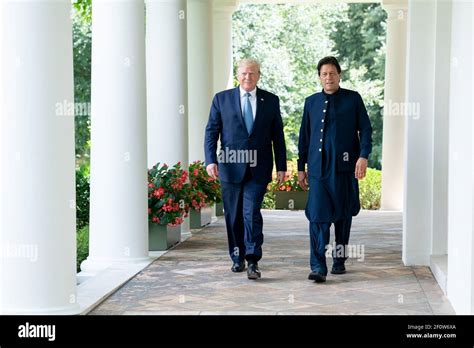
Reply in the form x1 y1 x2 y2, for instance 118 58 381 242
298 56 372 283
205 58 287 280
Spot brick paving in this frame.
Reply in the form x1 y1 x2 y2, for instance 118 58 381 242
91 210 454 315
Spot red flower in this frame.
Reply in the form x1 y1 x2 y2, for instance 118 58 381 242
153 187 165 198
148 162 191 226
148 160 221 226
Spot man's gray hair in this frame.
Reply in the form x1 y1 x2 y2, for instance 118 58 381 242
237 58 261 74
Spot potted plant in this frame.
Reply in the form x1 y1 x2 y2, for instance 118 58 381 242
272 171 308 210
188 160 222 229
148 162 190 250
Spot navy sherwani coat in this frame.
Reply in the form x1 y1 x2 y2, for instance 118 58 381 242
298 88 372 223
297 88 372 176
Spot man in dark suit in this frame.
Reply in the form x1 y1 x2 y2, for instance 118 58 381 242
205 58 287 280
298 56 372 283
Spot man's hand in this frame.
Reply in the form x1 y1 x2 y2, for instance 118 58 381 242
206 163 219 180
276 171 286 185
298 171 308 190
355 157 368 180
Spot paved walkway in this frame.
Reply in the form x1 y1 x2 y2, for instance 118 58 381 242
91 210 454 315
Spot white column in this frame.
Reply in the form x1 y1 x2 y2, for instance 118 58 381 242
146 0 188 168
431 0 451 258
447 0 473 315
212 0 237 93
0 0 78 314
380 0 407 211
403 0 436 265
188 0 213 163
82 0 149 275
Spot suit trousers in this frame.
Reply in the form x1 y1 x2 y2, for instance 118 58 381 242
309 217 352 275
221 167 268 264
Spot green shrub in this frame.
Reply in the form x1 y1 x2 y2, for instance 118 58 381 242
76 225 89 273
76 165 90 229
359 167 381 210
262 191 276 209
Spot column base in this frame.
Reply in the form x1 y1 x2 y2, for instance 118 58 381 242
80 256 153 276
1 303 81 315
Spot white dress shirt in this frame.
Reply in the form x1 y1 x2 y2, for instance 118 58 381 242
239 86 257 120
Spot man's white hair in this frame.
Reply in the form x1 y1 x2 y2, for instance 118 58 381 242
237 58 261 74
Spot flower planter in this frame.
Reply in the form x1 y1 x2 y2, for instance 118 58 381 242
189 205 213 229
149 223 182 251
215 202 224 217
275 191 308 210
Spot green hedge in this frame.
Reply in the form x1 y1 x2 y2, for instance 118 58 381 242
77 225 89 273
76 166 90 229
359 167 381 210
262 191 276 209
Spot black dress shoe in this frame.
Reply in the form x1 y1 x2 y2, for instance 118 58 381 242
331 265 346 274
247 263 261 280
231 261 245 273
308 271 326 283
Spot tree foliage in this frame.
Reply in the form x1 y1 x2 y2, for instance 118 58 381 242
73 0 92 24
233 4 345 159
73 12 92 167
233 3 386 169
330 3 387 168
72 0 92 229
72 0 92 167
72 2 387 170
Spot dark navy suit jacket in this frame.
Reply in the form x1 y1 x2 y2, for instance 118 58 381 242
205 86 287 184
298 88 372 177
